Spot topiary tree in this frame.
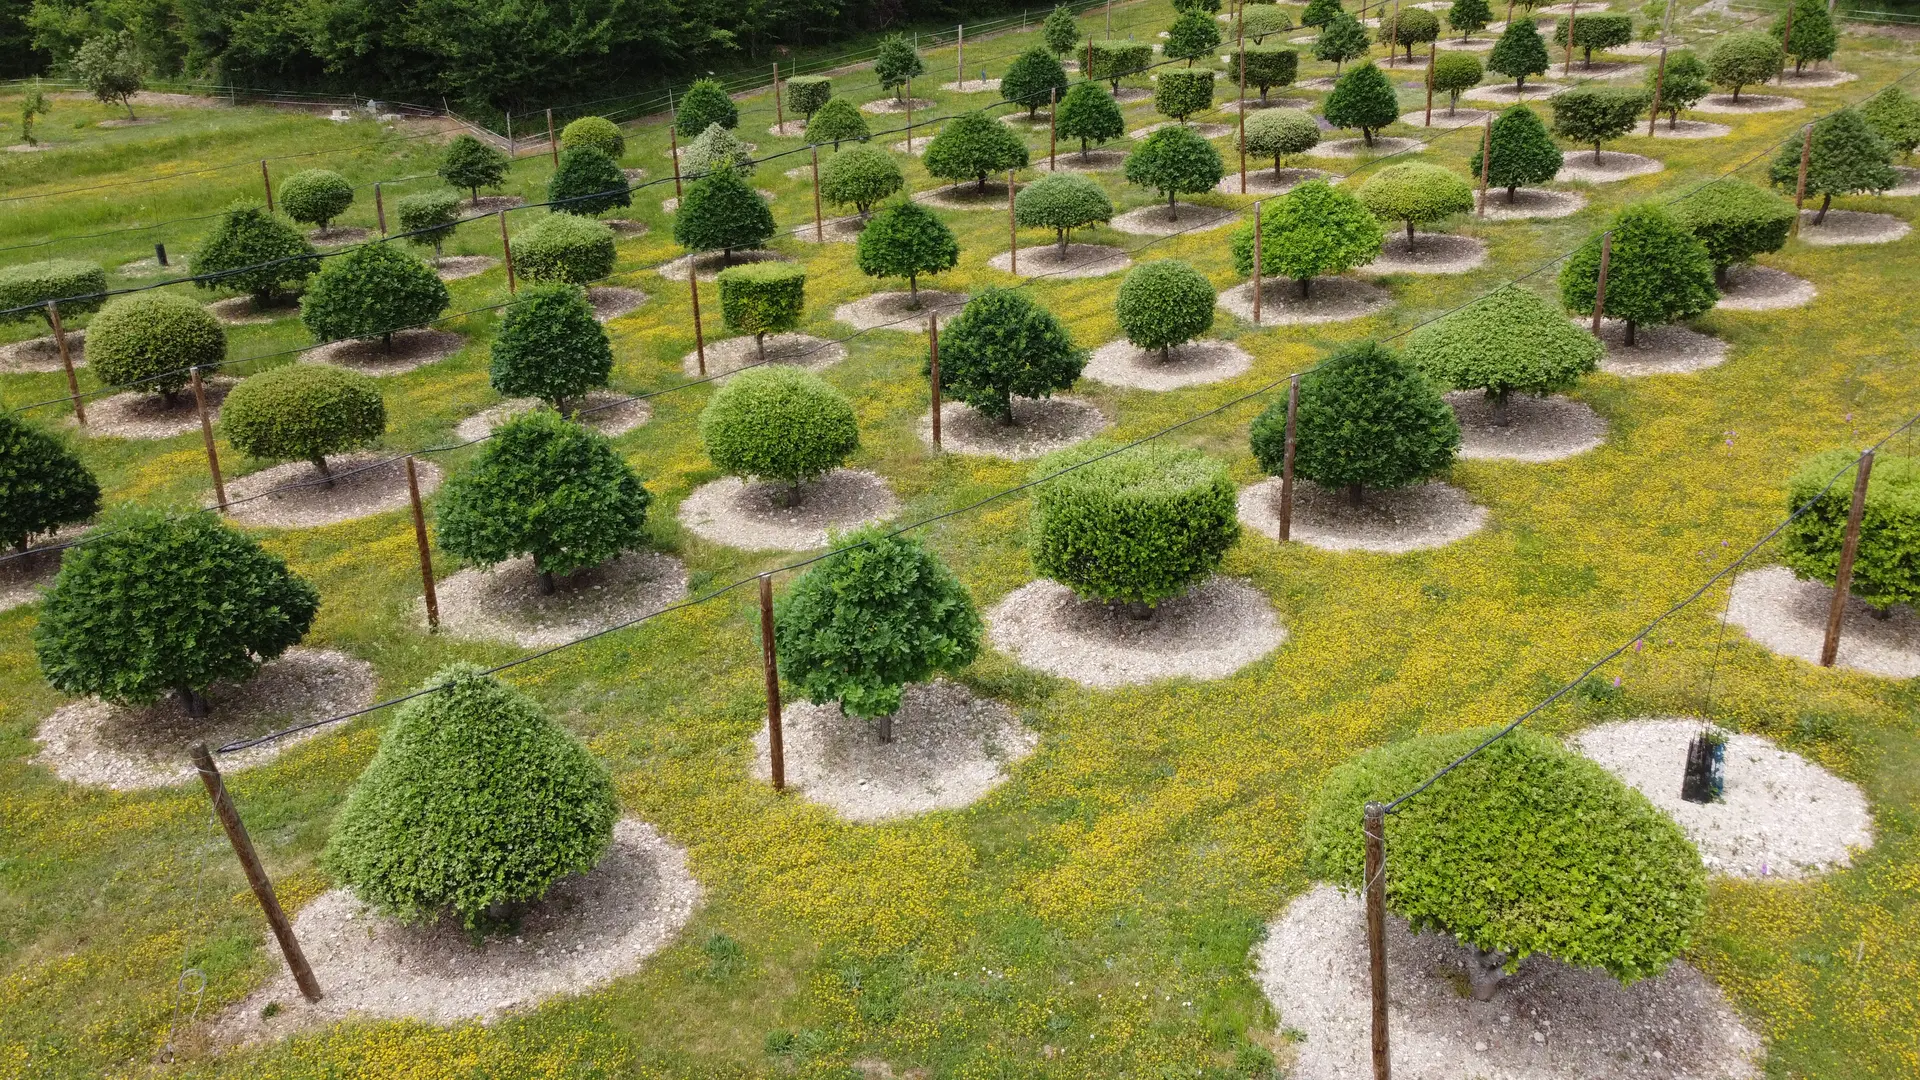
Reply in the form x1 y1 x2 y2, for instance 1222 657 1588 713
1648 49 1711 127
84 292 226 401
1433 52 1483 114
1173 0 1222 13
1245 108 1321 174
1551 85 1653 161
856 201 960 301
1860 85 1920 159
676 77 739 136
1231 179 1383 296
1488 17 1551 89
1166 10 1223 66
324 663 617 933
1782 450 1920 613
547 145 631 217
1237 6 1295 43
1015 173 1115 257
0 412 100 553
682 122 754 178
1304 726 1706 1000
875 34 926 101
1448 0 1492 39
1470 104 1563 201
1252 339 1457 503
1302 0 1345 29
1043 4 1082 58
673 171 777 260
1089 40 1155 92
775 527 982 736
786 76 833 123
936 288 1086 424
1358 162 1476 247
34 510 320 718
818 145 903 218
1553 13 1634 65
1323 61 1400 146
1670 180 1796 285
301 242 450 351
699 365 860 505
807 97 870 149
0 260 107 329
278 169 355 232
1154 68 1216 124
1402 286 1602 425
924 110 1031 192
1124 124 1225 221
1559 203 1717 345
1379 7 1440 61
221 362 386 484
489 283 613 411
1773 0 1836 75
1767 108 1898 224
192 204 317 308
1030 440 1238 618
559 115 625 159
72 30 142 120
1115 259 1216 362
436 410 651 592
1057 79 1126 158
1315 12 1373 74
718 262 807 362
1004 46 1070 117
1706 30 1783 102
513 213 617 284
439 134 510 204
1233 44 1301 104
396 189 462 257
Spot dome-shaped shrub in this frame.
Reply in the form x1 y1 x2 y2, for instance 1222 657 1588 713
1559 203 1717 345
0 412 100 552
1115 259 1215 360
1782 450 1920 612
439 134 510 203
84 292 226 399
559 115 625 159
512 213 617 285
1244 108 1320 176
0 259 108 327
1124 124 1224 221
192 204 317 307
1252 340 1458 501
936 288 1085 424
785 76 832 121
1230 179 1383 297
924 110 1030 191
676 77 739 137
1669 180 1796 285
1401 286 1602 423
279 169 355 230
1356 162 1476 245
1014 172 1114 258
220 362 386 481
855 201 959 298
1056 80 1125 158
300 242 450 350
805 97 870 148
672 171 776 258
490 283 614 410
396 189 462 256
681 122 753 179
547 145 631 217
818 145 903 218
699 365 859 504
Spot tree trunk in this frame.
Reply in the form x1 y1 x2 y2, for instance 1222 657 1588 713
977 173 989 192
1489 387 1511 427
1796 57 1806 74
1299 275 1313 299
1361 126 1375 146
995 392 1016 426
1593 143 1603 163
1732 84 1741 102
778 482 805 507
1167 190 1179 221
383 331 394 353
1275 156 1284 179
1058 229 1070 258
1344 482 1364 506
1624 319 1637 347
1507 185 1519 203
1517 74 1527 89
1467 947 1508 1001
1815 192 1831 225
1161 344 1173 364
756 332 767 362
178 685 208 719
908 273 920 300
311 454 335 489
877 712 895 742
1082 137 1091 159
1715 263 1729 288
471 186 480 205
1125 599 1155 621
124 96 136 121
1262 86 1271 103
538 569 556 595
1405 219 1416 247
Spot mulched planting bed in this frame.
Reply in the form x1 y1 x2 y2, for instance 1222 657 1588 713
1775 69 1857 89
654 248 793 282
1108 202 1239 235
1588 318 1728 376
790 214 867 243
1554 150 1665 184
1308 136 1428 158
1216 277 1393 325
676 469 898 551
1726 565 1920 679
1462 82 1566 102
430 551 689 647
1240 477 1489 552
218 453 442 529
433 254 499 280
118 255 189 276
1714 265 1815 311
1435 36 1496 50
1648 119 1733 139
77 380 232 440
1363 233 1487 275
1399 107 1493 129
860 97 936 114
1474 186 1587 220
602 218 649 235
1691 93 1804 113
832 289 969 331
1127 121 1235 140
986 243 1133 279
1215 167 1330 195
309 225 371 247
1083 338 1254 390
465 195 526 214
1794 209 1911 246
0 328 83 373
681 332 848 377
453 391 652 441
766 119 806 136
1217 98 1316 113
986 576 1286 688
1447 391 1607 461
1111 88 1152 104
941 78 1001 93
919 396 1109 459
0 530 81 613
586 286 647 322
1046 148 1130 172
917 180 1025 210
308 327 465 376
1886 165 1920 197
998 111 1054 132
887 135 934 155
205 296 287 324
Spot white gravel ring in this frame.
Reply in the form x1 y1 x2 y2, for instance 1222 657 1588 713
1691 93 1804 114
1554 150 1665 184
1217 98 1316 113
1128 121 1236 140
1083 338 1255 390
860 97 936 114
681 332 848 377
1362 233 1488 275
1308 136 1428 158
1727 565 1920 679
1714 265 1815 311
1884 165 1920 197
1109 202 1239 235
986 576 1286 688
1112 88 1152 104
790 214 867 243
309 225 372 248
428 552 688 648
217 453 443 529
1048 148 1129 172
1446 391 1607 461
919 396 1109 459
0 528 81 613
1462 82 1567 102
887 135 934 156
1399 107 1493 129
586 286 646 323
466 195 526 214
676 469 898 551
767 119 806 137
1216 277 1393 325
1794 209 1911 246
941 78 1001 93
74 381 233 441
454 391 652 442
832 289 969 331
0 328 84 373
654 249 793 282
916 179 1025 210
986 243 1133 279
1214 167 1329 195
1648 119 1733 140
1774 69 1858 89
1474 187 1587 220
1435 36 1496 50
1240 477 1488 553
1588 318 1729 376
434 255 500 281
308 327 465 377
205 296 281 324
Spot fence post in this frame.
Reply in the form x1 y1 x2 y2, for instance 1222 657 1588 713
689 266 707 376
1424 42 1436 126
1790 124 1813 236
1237 5 1249 193
1087 37 1095 81
930 313 943 451
1251 200 1263 324
547 108 558 166
1049 87 1059 170
192 743 323 1003
1647 47 1668 136
1279 374 1299 541
155 242 169 268
1776 2 1796 85
407 456 438 630
1563 0 1578 76
1820 450 1875 667
47 301 85 427
1009 170 1019 274
192 367 227 511
1476 114 1491 217
759 575 785 792
774 63 784 130
1363 801 1391 1080
499 211 516 293
958 24 965 84
670 123 683 198
811 146 825 242
374 182 387 235
1590 232 1612 337
261 160 273 211
505 111 513 156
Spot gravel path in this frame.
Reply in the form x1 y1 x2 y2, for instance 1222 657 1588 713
1476 187 1587 220
1714 265 1815 311
1590 319 1729 376
986 243 1133 279
1727 565 1920 679
309 328 465 377
434 255 499 281
0 328 83 374
920 397 1109 459
220 453 441 529
1363 233 1487 275
1217 277 1393 325
1692 93 1803 114
1574 717 1874 878
987 576 1285 688
832 289 969 331
1050 148 1129 172
682 332 848 377
753 680 1037 821
1214 167 1330 195
80 381 232 440
654 249 792 282
1447 392 1607 461
1555 150 1665 184
1255 885 1763 1080
430 552 688 647
1310 136 1429 158
676 469 897 551
1083 338 1254 390
1649 119 1733 140
205 296 281 324
1794 209 1911 246
454 391 652 441
918 180 1024 210
1240 478 1489 552
587 286 646 323
1400 107 1493 129
1463 82 1566 102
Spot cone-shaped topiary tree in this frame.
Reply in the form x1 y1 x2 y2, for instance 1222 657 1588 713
1252 339 1457 504
1323 62 1400 146
1315 12 1373 74
1553 13 1634 65
1167 10 1223 66
513 213 617 285
673 171 777 260
1670 180 1797 285
1648 49 1711 127
1003 46 1070 117
699 366 860 506
547 145 631 217
1302 0 1345 28
1447 0 1492 39
0 412 100 553
1044 4 1082 57
1860 84 1920 158
676 77 739 137
1089 40 1155 92
1559 203 1718 346
1433 52 1483 114
1115 259 1216 362
875 34 926 100
34 510 320 718
786 76 832 122
1231 179 1383 297
925 110 1031 192
1773 0 1836 75
221 362 386 484
436 410 652 593
682 121 753 179
1245 108 1321 173
396 189 461 257
278 169 355 232
1357 162 1476 247
1767 108 1898 224
1057 79 1126 158
775 526 982 737
0 260 107 329
560 115 625 159
192 204 317 308
1015 173 1115 257
1154 68 1216 123
84 292 226 401
1706 31 1783 102
301 242 451 351
818 145 903 218
1401 286 1603 425
325 664 618 933
1379 7 1440 61
439 134 510 204
1470 104 1563 201
936 288 1086 424
1305 726 1706 1001
806 97 871 149
1488 17 1551 89
1124 124 1225 221
1782 450 1920 613
856 201 960 301
1233 44 1301 103
718 262 807 362
1551 85 1653 162
489 283 614 411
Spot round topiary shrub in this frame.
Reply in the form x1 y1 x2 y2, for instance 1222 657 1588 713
1302 0 1343 27
439 135 509 203
33 509 320 717
1447 0 1492 37
547 145 631 217
1314 12 1373 73
192 203 318 307
1043 4 1082 56
805 97 871 148
1669 180 1797 285
1774 0 1837 74
1115 259 1215 360
1550 85 1654 161
681 122 753 179
673 171 777 259
559 115 625 160
1252 339 1458 502
785 75 832 121
1002 46 1069 118
1232 43 1301 104
1088 40 1155 91
1379 6 1440 60
1488 16 1551 88
1230 179 1383 296
396 189 462 256
699 365 860 504
818 145 903 218
1860 84 1920 158
1166 10 1223 65
717 261 807 361
1432 51 1483 114
513 213 617 285
301 242 451 350
1401 286 1603 423
1322 61 1400 145
324 663 617 933
82 292 226 399
1236 5 1294 43
1781 450 1920 612
1153 67 1215 123
1766 108 1898 224
1244 108 1321 175
220 362 386 481
1014 172 1114 258
1559 202 1717 345
0 259 108 328
278 169 355 231
855 201 960 299
1029 439 1239 616
1357 162 1476 246
1123 124 1224 221
924 110 1031 192
1706 30 1784 101
1056 80 1127 161
1470 104 1563 202
0 412 100 552
490 283 613 411
1649 50 1712 126
936 288 1086 424
676 77 740 137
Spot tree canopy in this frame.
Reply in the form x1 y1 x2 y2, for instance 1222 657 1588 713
1767 108 1898 222
1706 31 1784 101
1470 104 1563 199
489 283 615 409
1559 203 1718 343
1670 180 1797 283
1115 259 1216 360
924 111 1030 190
1002 47 1069 117
1782 450 1920 612
673 172 776 256
1253 339 1458 499
1402 286 1603 419
855 201 960 297
1357 162 1476 245
1015 173 1115 257
935 289 1086 423
1123 125 1225 220
1488 17 1551 88
1230 179 1383 296
0 412 100 553
1322 62 1399 145
1056 79 1126 157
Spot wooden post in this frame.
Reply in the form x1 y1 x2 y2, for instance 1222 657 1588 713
499 211 516 293
1251 200 1263 324
1279 374 1299 541
1049 87 1059 170
1009 169 1019 274
670 123 683 198
1237 5 1248 193
1647 47 1668 136
1563 0 1577 76
1107 0 1112 34
261 160 273 211
1590 232 1611 336
774 63 784 130
929 313 943 450
1777 3 1796 85
1363 801 1390 1080
689 267 706 375
1790 124 1813 237
547 108 558 166
1087 36 1096 82
505 112 513 156
906 78 913 136
1820 451 1875 667
47 301 84 426
957 24 965 84
193 744 323 1003
1476 114 1492 217
192 367 227 511
407 456 438 630
374 182 387 235
759 576 785 792
811 146 824 242
1424 42 1436 126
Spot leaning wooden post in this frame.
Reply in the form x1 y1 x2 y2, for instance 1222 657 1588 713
1647 47 1668 136
810 145 825 241
260 159 273 211
1562 0 1578 76
1008 169 1019 274
669 122 683 198
1590 232 1612 337
374 182 387 235
1776 2 1796 86
407 456 438 630
1790 124 1813 237
905 77 913 136
193 743 322 1003
1476 114 1492 217
47 301 85 426
1237 8 1249 193
1424 42 1436 126
759 575 785 792
689 266 707 375
1363 801 1390 1080
546 108 558 166
191 367 227 511
1251 200 1264 324
773 63 784 130
929 313 943 450
1049 87 1059 170
498 211 516 293
1820 450 1875 667
1278 373 1299 541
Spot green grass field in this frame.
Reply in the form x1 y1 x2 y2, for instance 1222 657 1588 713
3 2 1919 1077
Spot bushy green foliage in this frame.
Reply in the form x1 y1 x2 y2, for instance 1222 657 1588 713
775 527 983 723
1043 4 1082 57
1230 179 1383 295
513 213 617 285
1115 259 1215 359
1173 0 1221 13
855 201 959 296
1648 49 1711 125
672 171 777 256
699 366 860 494
1773 0 1836 73
1254 340 1457 496
1314 12 1372 72
1236 6 1294 43
489 284 613 409
192 204 317 306
1551 85 1653 159
1056 79 1126 156
559 115 625 159
0 259 107 327
924 110 1030 190
1244 108 1320 172
325 664 617 933
396 189 462 255
676 77 739 136
1232 45 1300 102
1124 124 1224 219
1447 0 1492 38
1432 51 1483 112
547 145 631 217
1323 62 1401 145
1030 440 1238 610
717 262 807 359
1782 450 1920 611
1706 30 1783 101
73 30 142 118
1470 104 1563 199
34 510 319 715
682 122 753 178
1302 0 1345 28
1560 203 1717 341
0 413 100 552
301 242 450 348
785 76 832 121
806 97 871 147
1358 162 1475 244
1304 727 1706 988
818 145 903 217
1488 17 1550 87
935 288 1086 423
436 410 652 580
1166 11 1223 65
1402 286 1602 410
1088 40 1155 91
1670 180 1796 282
1553 13 1634 63
1767 108 1898 222
439 134 509 203
84 292 225 398
278 169 354 230
1015 173 1115 257
874 34 926 98
1860 85 1920 157
1003 46 1070 116
1379 7 1439 60
1153 68 1216 122
221 362 386 477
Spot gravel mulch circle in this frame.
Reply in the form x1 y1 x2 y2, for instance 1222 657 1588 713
1256 886 1763 1080
1607 39 1679 56
887 135 934 155
1128 121 1235 139
1589 318 1729 376
602 218 649 235
453 391 652 441
1727 565 1920 679
1715 265 1815 311
832 289 969 330
1447 391 1607 461
1566 60 1646 80
1217 97 1316 113
986 576 1285 688
622 168 648 182
1435 36 1496 50
986 243 1133 279
654 248 793 282
1215 167 1331 195
1475 186 1587 220
213 818 699 1039
1109 202 1239 235
206 296 288 324
434 254 499 280
0 329 83 374
918 179 1025 210
78 381 232 440
0 530 80 613
1775 69 1857 89
466 195 526 214
1049 148 1129 172
119 255 189 276
752 680 1037 821
309 225 372 247
1886 165 1920 197
998 111 1054 132
676 468 898 551
767 119 806 137
860 97 936 114
791 214 867 243
919 396 1109 459
308 327 465 376
1363 233 1487 275
1692 93 1803 113
661 189 776 213
1649 118 1733 139
1794 209 1911 246
680 332 848 377
942 78 1002 93
32 648 374 790
1112 88 1152 104
219 453 442 529
431 552 688 647
1240 477 1488 552
1084 338 1254 390
1574 717 1874 878
1310 135 1428 158
1554 150 1665 183
1400 107 1492 129
1216 277 1393 325
586 285 646 323
1462 82 1566 102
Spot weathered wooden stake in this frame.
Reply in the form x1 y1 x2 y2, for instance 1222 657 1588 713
689 266 707 375
261 160 273 211
670 123 683 198
1049 87 1059 169
192 367 227 510
1777 3 1796 85
407 456 438 629
1278 374 1300 540
547 108 558 166
1238 5 1249 193
1251 200 1263 324
1363 801 1390 1080
906 77 913 135
1424 42 1436 126
774 63 784 130
1008 169 1019 274
193 744 323 1003
374 182 387 235
1790 123 1813 236
811 146 825 241
1647 47 1668 136
1476 114 1492 217
1590 232 1612 336
759 576 785 792
499 211 516 293
48 301 84 426
1563 0 1578 76
957 24 965 83
929 313 943 450
1087 36 1096 81
1820 450 1875 667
